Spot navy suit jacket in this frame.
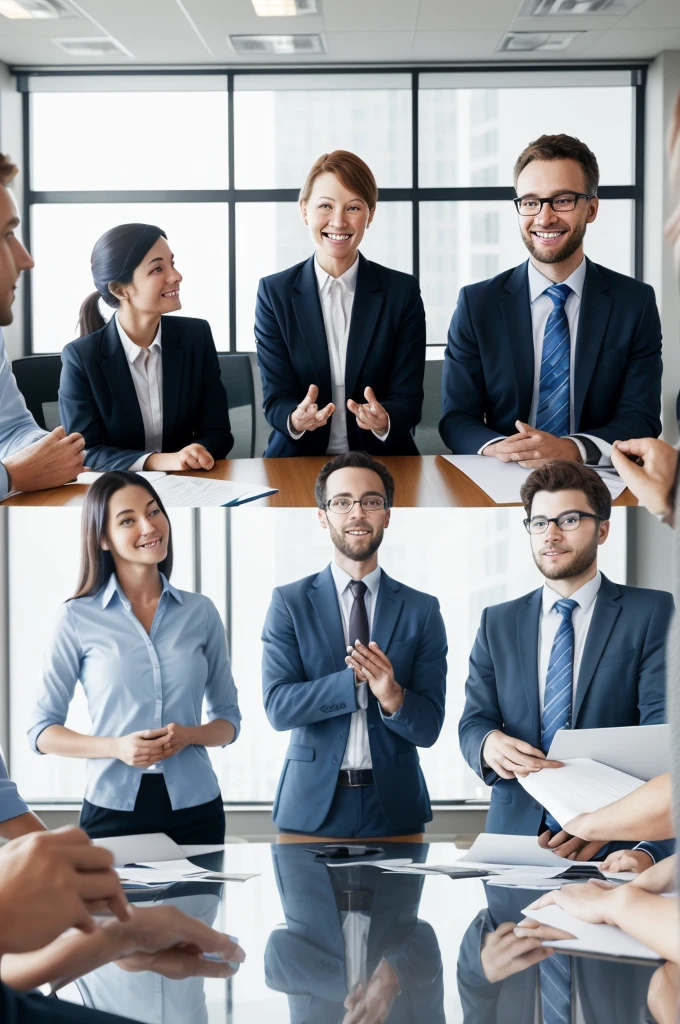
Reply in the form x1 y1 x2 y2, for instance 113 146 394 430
439 258 662 454
261 565 447 833
458 574 673 860
255 253 426 457
0 985 139 1024
59 315 233 470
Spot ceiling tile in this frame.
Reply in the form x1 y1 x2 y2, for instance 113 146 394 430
323 0 416 32
325 29 413 58
580 25 680 55
411 30 507 59
416 0 519 32
617 0 680 28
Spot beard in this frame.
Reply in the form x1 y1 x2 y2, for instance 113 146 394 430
327 518 384 562
521 219 587 265
533 532 599 581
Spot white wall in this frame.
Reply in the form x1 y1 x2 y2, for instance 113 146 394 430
0 61 23 360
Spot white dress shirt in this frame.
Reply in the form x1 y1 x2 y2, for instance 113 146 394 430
331 560 381 770
115 315 163 471
537 572 601 715
288 256 389 451
479 258 610 465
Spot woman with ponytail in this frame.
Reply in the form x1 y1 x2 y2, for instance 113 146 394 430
59 224 233 471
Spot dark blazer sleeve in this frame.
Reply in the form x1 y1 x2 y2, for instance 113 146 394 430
191 322 233 459
255 277 304 440
58 342 148 471
580 282 662 444
458 609 503 785
439 287 503 454
380 597 447 749
379 276 425 437
261 588 359 731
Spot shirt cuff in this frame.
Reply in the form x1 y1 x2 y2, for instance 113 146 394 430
478 437 506 455
129 453 153 472
287 414 305 440
633 842 657 864
372 415 391 442
0 462 9 500
568 434 612 466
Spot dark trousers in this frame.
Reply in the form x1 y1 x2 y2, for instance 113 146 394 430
80 773 225 845
280 783 424 838
0 985 141 1024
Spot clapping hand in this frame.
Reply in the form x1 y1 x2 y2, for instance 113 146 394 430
345 641 403 715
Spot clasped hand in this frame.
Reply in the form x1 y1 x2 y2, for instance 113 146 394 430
115 723 190 767
483 420 582 468
345 641 403 715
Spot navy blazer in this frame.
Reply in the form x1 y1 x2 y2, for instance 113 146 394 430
59 315 233 470
439 258 662 454
458 574 673 860
0 984 139 1024
261 565 447 833
255 253 426 457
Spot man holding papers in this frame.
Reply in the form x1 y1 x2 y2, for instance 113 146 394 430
459 460 673 868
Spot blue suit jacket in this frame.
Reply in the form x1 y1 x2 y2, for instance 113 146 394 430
458 575 673 860
59 315 233 470
255 253 426 457
439 258 662 454
261 565 447 833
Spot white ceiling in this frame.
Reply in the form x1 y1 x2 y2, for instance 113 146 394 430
0 0 679 67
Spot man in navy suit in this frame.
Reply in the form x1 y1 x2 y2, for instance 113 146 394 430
439 134 662 464
459 461 673 869
261 451 447 839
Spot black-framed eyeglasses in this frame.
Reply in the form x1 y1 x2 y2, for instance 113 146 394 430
514 192 595 216
523 510 603 535
325 496 388 514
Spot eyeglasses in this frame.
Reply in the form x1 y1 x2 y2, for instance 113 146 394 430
325 496 388 514
524 510 603 535
514 192 595 216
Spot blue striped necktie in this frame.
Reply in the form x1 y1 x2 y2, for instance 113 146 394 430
540 952 572 1024
536 284 572 438
541 597 577 833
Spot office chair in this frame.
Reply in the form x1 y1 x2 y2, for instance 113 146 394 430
414 356 445 455
218 352 258 459
11 354 63 431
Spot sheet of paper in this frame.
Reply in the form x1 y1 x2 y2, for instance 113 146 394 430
93 832 187 867
548 724 669 781
116 866 257 885
521 903 661 961
77 471 166 485
516 759 644 827
138 857 204 874
326 858 414 869
441 455 627 505
459 832 600 870
153 475 277 508
180 844 226 857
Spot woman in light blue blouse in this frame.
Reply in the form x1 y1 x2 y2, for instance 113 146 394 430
29 470 241 844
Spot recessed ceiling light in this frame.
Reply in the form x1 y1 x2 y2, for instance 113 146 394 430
0 0 74 18
229 33 325 53
53 36 130 56
251 0 318 15
519 0 643 14
499 30 583 50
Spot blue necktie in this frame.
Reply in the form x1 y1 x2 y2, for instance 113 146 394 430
541 598 577 833
536 284 572 438
539 952 572 1024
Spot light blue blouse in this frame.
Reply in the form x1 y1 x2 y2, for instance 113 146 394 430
0 749 29 823
28 573 241 812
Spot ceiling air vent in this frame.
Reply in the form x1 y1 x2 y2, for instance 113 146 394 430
53 36 130 56
251 0 318 15
229 33 325 54
519 0 643 15
0 0 75 18
498 30 582 50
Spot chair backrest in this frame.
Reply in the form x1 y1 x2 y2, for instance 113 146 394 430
414 357 444 455
11 354 63 431
217 352 257 459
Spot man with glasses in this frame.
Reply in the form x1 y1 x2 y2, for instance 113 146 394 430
261 451 447 840
459 461 672 868
439 134 662 465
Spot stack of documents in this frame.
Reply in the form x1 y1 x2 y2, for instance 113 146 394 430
94 832 258 885
522 901 663 962
441 455 627 505
77 470 277 507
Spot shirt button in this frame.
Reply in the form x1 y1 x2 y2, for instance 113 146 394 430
535 803 541 811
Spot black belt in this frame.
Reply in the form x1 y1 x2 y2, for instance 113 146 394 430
335 889 374 912
337 769 374 787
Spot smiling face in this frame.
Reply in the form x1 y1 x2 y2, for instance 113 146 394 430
515 158 598 267
529 487 609 582
301 171 374 268
0 186 34 327
102 484 170 570
110 236 182 315
318 466 390 562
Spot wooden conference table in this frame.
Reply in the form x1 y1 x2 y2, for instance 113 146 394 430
0 454 636 508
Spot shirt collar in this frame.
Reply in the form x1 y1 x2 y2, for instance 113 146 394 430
330 560 381 600
115 314 162 365
542 570 601 617
528 257 586 304
101 571 183 609
314 254 360 297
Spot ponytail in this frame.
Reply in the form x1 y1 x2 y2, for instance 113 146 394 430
78 290 108 337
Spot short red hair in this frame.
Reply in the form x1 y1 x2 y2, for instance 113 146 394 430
299 150 378 210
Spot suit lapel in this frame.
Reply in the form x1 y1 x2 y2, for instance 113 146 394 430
101 317 145 443
371 571 404 653
573 574 621 723
308 565 349 671
291 256 332 395
517 588 542 744
160 316 185 444
573 259 613 429
345 254 384 400
500 263 535 420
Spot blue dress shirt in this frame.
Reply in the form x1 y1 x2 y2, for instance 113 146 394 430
0 749 29 823
0 328 46 498
28 573 241 812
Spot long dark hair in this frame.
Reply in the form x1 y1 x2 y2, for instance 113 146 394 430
72 471 173 600
78 223 167 337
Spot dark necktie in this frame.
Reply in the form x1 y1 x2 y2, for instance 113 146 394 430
349 580 369 710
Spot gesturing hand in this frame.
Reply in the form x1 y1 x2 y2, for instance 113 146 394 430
290 384 335 434
482 730 563 781
537 828 604 862
345 641 403 715
611 439 678 518
115 728 169 768
482 420 582 468
347 387 389 435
